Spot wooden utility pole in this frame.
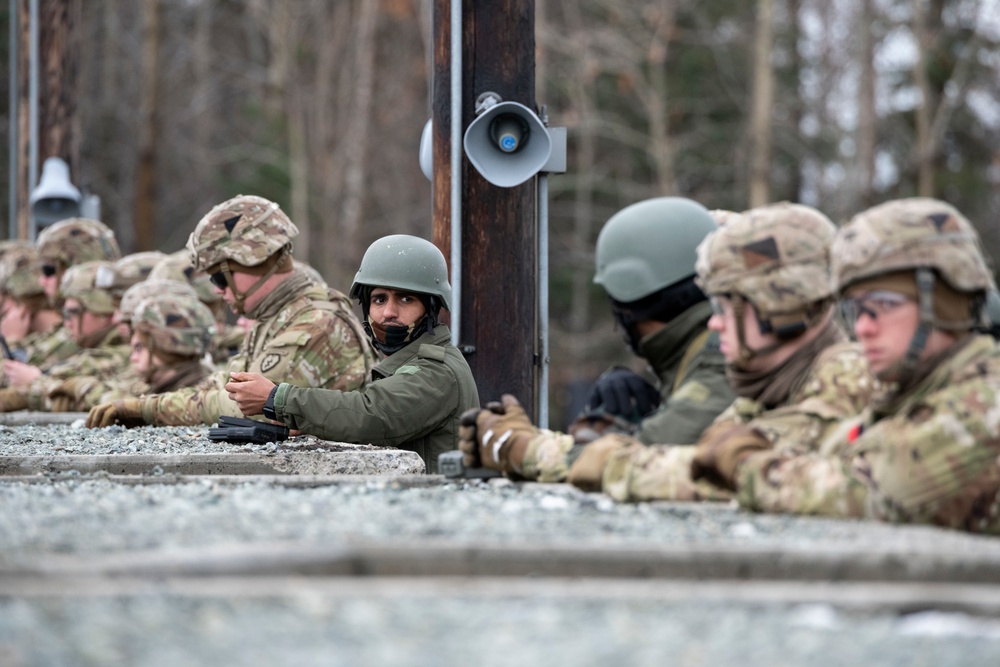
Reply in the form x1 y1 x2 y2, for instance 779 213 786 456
431 0 539 416
15 0 80 239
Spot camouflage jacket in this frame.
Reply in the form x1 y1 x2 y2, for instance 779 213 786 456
274 325 480 473
212 323 245 364
601 340 875 502
138 274 376 426
736 335 1000 534
634 301 735 445
55 360 215 411
0 326 80 389
24 327 129 410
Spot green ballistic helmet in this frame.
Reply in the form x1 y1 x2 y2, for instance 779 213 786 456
132 293 217 357
186 195 298 272
59 260 117 315
0 244 45 298
696 202 836 317
833 198 995 294
36 217 121 268
149 249 221 304
594 197 718 303
94 250 167 298
118 278 199 325
349 234 452 311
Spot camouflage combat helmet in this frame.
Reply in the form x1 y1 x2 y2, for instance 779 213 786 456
148 249 220 305
594 197 718 303
186 195 298 272
59 260 117 315
349 234 452 311
0 244 45 299
294 260 328 289
94 250 167 298
36 217 121 268
118 279 199 325
132 293 217 358
832 197 995 295
696 202 836 322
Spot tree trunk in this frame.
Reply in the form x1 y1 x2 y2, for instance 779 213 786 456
749 0 774 207
912 0 934 196
857 0 877 207
133 0 160 251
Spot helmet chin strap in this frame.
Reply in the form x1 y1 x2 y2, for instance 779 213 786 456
730 295 784 369
223 250 287 316
883 268 935 384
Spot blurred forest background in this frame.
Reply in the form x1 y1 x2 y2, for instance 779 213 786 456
1 0 999 426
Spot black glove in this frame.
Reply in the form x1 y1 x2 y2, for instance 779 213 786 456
584 366 660 423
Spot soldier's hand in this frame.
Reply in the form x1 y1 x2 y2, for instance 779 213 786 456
2 360 42 387
47 377 98 413
0 388 28 413
86 398 146 429
585 367 660 422
690 422 771 491
567 434 639 492
567 411 635 445
458 394 538 474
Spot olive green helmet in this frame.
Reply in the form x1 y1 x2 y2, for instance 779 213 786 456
0 244 45 299
696 202 836 318
349 234 452 311
186 195 298 272
832 197 995 294
149 249 221 305
59 260 117 315
118 279 199 325
593 197 718 303
36 217 121 268
132 293 217 358
94 251 167 298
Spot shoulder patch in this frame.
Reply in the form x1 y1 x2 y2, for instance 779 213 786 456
417 344 446 362
260 352 282 373
671 380 711 404
395 365 421 375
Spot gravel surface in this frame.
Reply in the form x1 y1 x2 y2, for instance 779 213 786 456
1 424 1000 666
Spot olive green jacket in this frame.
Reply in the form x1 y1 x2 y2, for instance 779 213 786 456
274 325 479 473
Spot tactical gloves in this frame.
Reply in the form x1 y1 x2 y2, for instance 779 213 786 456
584 366 660 422
47 377 100 412
86 398 147 428
566 434 641 492
458 394 538 475
0 388 28 413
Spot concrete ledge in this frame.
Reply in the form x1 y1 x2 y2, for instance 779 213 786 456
1 473 444 487
0 451 425 476
7 538 1000 585
0 411 87 426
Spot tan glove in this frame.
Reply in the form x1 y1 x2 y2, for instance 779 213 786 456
457 394 538 474
0 388 29 413
567 434 639 491
567 412 635 445
690 422 771 491
47 377 99 412
86 398 147 429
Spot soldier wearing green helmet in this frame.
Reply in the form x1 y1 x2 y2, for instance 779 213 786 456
224 234 480 473
454 196 733 484
86 194 375 429
730 198 1000 534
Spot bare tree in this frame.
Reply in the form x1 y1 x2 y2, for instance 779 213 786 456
749 0 775 206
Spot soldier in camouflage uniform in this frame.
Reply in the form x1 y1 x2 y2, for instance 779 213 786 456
86 194 375 427
149 249 245 362
0 261 129 411
725 198 1000 534
225 234 480 473
95 251 166 301
458 204 876 498
47 278 206 411
0 245 67 372
2 218 121 387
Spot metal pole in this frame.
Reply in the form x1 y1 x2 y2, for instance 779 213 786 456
28 0 39 242
8 0 18 239
448 0 462 347
537 172 550 429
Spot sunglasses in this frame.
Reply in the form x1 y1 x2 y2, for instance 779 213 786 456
209 271 229 290
40 264 59 277
839 290 913 326
62 306 83 319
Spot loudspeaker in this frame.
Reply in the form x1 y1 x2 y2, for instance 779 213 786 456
30 157 81 227
419 119 433 182
463 101 552 188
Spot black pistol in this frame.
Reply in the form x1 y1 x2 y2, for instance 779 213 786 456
208 415 290 444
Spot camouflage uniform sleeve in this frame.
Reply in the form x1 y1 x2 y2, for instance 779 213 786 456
139 370 233 426
634 349 734 446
